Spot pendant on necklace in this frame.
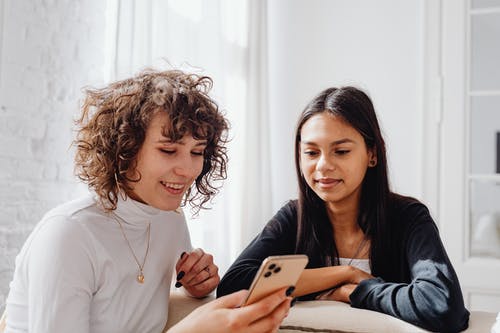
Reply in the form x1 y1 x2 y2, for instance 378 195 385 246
137 274 145 283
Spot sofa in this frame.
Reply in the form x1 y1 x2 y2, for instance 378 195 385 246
0 292 496 332
164 291 499 333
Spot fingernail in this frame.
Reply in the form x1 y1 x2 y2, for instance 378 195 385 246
180 252 186 259
291 298 297 307
176 271 185 281
175 281 182 288
286 286 295 297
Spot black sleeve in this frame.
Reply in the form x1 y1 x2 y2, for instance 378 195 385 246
349 204 470 332
216 201 298 298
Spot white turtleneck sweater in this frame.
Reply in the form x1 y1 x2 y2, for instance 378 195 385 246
5 194 192 333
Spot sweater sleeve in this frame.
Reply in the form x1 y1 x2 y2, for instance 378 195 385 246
17 215 95 333
349 204 470 332
216 201 297 298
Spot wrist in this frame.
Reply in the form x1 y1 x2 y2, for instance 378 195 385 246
343 265 357 284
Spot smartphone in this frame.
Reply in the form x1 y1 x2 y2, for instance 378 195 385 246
243 254 308 306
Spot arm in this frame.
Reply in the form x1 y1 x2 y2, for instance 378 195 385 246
25 216 94 333
349 204 470 332
217 201 371 299
168 288 292 333
294 266 371 297
217 202 298 298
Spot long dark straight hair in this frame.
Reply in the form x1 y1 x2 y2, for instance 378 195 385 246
294 87 391 274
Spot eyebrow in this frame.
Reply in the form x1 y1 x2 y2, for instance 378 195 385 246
157 138 208 146
300 138 355 146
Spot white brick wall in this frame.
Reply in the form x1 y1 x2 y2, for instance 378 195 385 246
0 0 109 311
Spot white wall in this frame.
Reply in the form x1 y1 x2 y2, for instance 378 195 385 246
267 0 424 211
0 0 427 311
0 0 108 310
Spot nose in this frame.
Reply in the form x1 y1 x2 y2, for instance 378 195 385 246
173 155 200 179
316 153 334 172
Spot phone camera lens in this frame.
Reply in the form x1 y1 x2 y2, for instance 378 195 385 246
268 263 276 270
273 266 281 273
264 271 272 278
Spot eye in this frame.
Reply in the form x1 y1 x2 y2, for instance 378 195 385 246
191 150 205 156
303 150 319 157
160 149 176 155
335 150 350 155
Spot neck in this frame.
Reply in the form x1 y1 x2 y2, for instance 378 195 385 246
326 192 361 237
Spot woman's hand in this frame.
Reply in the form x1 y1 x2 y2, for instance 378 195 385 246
167 288 292 333
294 266 373 297
175 248 219 298
320 267 372 303
346 266 374 284
326 283 358 303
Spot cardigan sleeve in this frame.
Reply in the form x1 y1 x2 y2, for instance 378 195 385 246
216 201 297 298
349 203 469 332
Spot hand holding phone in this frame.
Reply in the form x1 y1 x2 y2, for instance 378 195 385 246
243 254 308 306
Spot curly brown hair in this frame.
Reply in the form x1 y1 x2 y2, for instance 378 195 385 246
74 69 229 213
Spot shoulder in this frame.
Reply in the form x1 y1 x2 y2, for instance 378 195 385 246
263 200 298 234
277 200 298 217
43 194 98 222
12 197 100 286
271 200 298 223
388 193 431 220
387 193 438 235
23 195 100 255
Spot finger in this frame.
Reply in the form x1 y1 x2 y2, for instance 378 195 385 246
183 251 215 284
329 288 343 301
176 248 204 283
184 264 219 286
175 251 189 272
183 265 212 286
331 284 355 302
184 274 220 297
210 290 249 309
237 287 288 320
248 296 292 333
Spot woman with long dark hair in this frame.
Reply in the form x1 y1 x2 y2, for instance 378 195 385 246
217 86 469 332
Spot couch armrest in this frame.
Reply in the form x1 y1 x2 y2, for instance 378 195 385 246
279 300 429 333
163 290 214 332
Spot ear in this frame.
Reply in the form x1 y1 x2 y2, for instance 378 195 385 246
368 148 377 167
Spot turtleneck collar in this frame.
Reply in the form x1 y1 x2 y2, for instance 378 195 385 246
112 195 175 227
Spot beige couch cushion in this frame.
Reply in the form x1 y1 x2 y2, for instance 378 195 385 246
163 292 497 333
280 300 497 333
280 300 428 333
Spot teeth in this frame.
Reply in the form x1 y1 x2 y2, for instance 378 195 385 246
161 182 184 190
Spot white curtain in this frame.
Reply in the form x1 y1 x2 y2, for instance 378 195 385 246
106 0 274 274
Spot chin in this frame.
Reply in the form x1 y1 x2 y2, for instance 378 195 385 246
150 200 182 211
317 192 343 204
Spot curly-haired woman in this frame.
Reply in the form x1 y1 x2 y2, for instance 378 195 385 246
5 69 292 333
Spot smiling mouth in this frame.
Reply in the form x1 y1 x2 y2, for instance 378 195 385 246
160 181 186 193
315 178 342 187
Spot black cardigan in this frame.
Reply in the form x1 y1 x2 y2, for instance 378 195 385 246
217 196 470 332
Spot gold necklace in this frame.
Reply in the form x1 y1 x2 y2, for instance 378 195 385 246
111 213 151 284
